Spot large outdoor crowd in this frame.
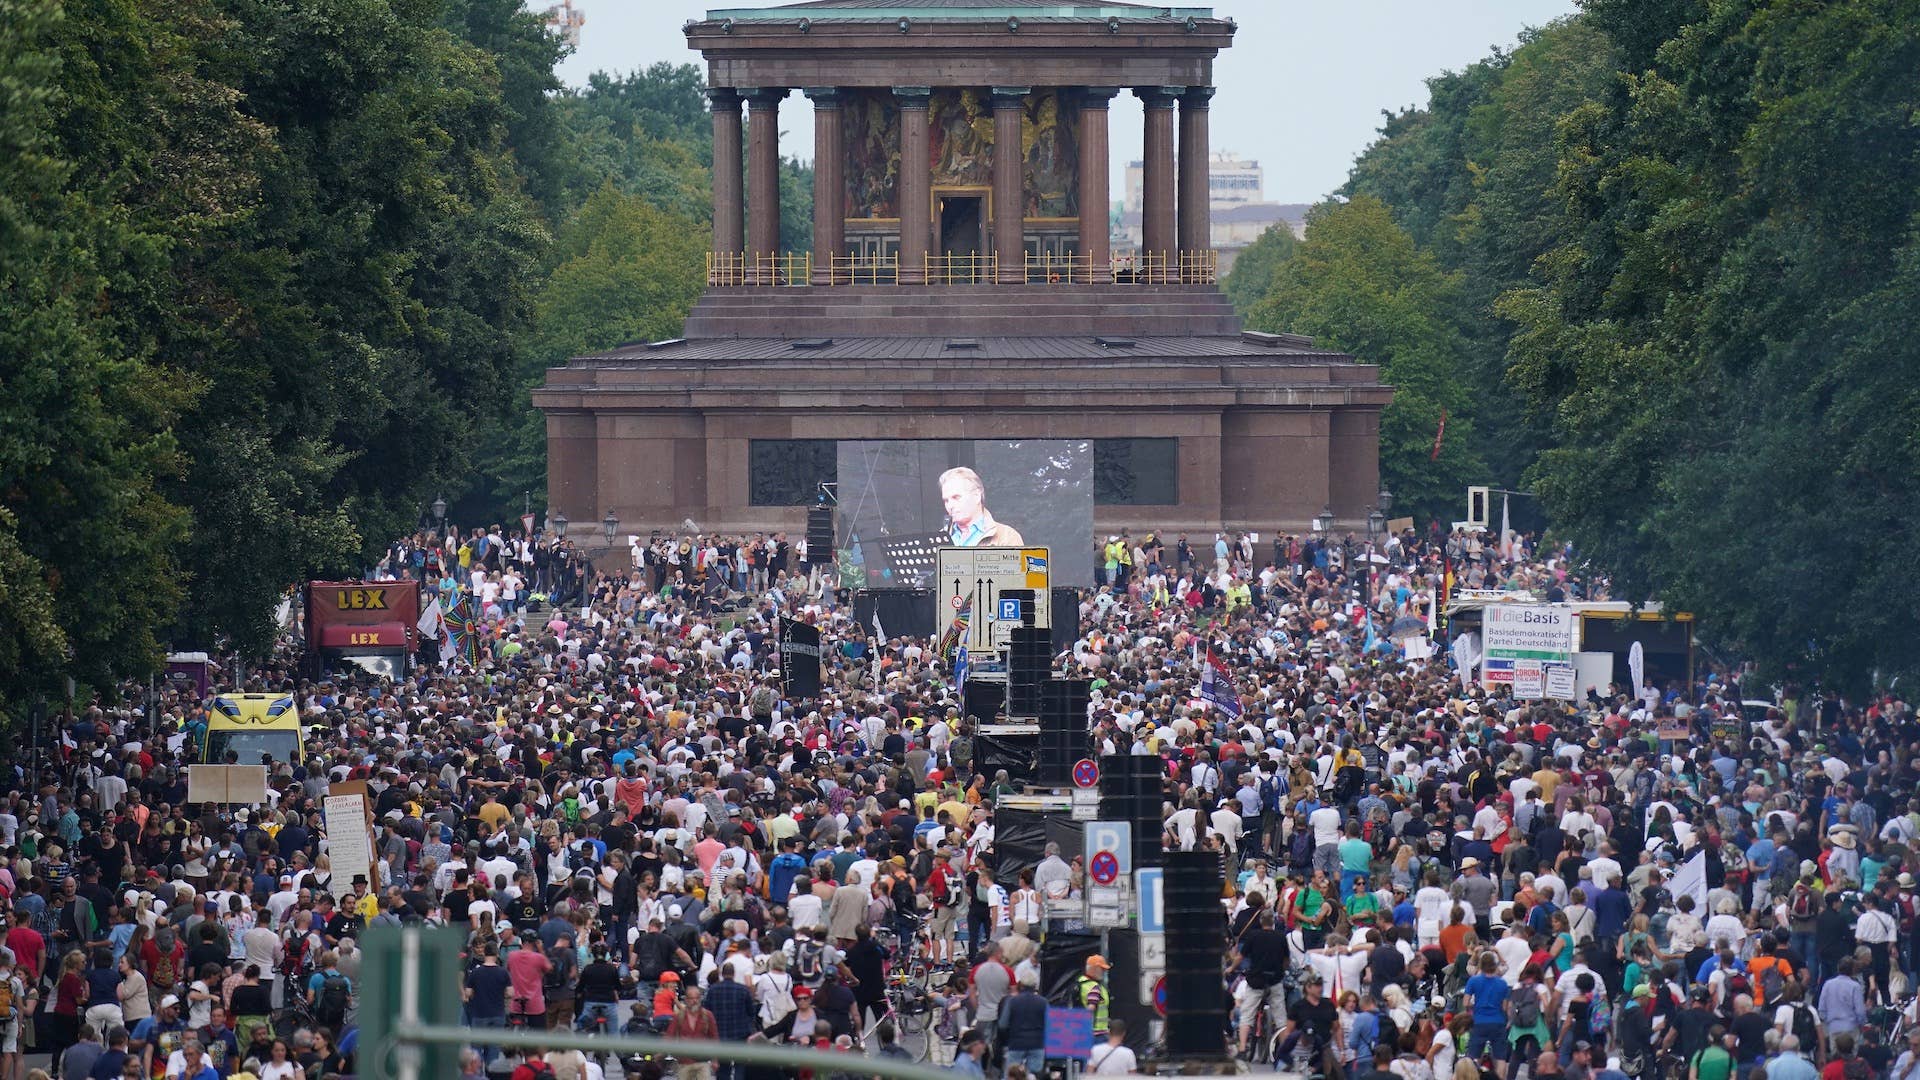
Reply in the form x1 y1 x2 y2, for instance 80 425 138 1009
1 521 1917 1080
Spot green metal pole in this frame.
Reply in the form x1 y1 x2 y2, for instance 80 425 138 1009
389 1024 960 1080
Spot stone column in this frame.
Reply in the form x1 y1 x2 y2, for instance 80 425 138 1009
1136 86 1182 278
804 88 844 285
1178 86 1215 281
1078 87 1119 283
743 87 788 282
991 86 1031 284
894 86 932 285
708 88 744 278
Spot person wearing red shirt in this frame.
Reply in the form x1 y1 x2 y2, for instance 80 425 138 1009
504 938 553 1027
4 911 44 987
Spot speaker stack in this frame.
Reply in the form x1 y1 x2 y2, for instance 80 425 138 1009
805 506 834 562
1005 626 1049 718
1098 753 1164 869
1050 586 1081 656
1161 849 1229 1060
1034 678 1089 787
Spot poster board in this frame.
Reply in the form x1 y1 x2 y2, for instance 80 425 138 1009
324 781 376 901
187 765 271 805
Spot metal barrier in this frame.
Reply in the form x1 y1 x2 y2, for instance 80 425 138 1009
829 252 899 285
704 250 1215 286
1026 252 1104 284
925 251 998 284
706 251 811 286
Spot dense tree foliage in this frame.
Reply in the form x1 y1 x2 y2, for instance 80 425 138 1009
1240 2 1918 685
0 0 756 713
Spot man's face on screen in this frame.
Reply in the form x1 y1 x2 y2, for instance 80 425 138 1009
942 477 984 527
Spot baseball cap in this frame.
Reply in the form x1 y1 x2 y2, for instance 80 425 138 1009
1086 955 1111 971
161 994 181 1009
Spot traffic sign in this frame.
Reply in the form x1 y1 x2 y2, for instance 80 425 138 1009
1083 822 1133 876
1069 788 1100 821
1152 976 1168 1016
1072 758 1100 788
998 597 1022 621
1135 867 1164 934
951 595 965 609
1089 849 1120 885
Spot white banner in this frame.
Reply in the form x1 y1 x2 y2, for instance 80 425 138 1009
1670 849 1708 914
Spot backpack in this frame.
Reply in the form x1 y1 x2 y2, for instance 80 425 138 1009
0 977 15 1027
315 972 351 1026
1588 997 1612 1038
1790 1003 1819 1052
1841 1057 1873 1080
793 939 825 984
1789 884 1815 921
1512 987 1543 1028
759 972 796 1026
1529 900 1558 935
516 1062 557 1080
1376 1010 1400 1054
1756 960 1785 1004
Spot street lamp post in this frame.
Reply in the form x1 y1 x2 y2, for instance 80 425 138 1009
602 510 619 544
550 510 568 539
1311 505 1332 535
431 494 446 528
1365 505 1385 608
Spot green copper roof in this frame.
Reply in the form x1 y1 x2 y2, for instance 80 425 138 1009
706 1 1218 22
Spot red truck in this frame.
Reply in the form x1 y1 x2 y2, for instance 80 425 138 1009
305 580 421 680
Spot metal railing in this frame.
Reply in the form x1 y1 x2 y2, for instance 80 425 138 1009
703 250 1216 285
925 251 998 284
386 1027 960 1080
706 251 811 286
1025 251 1105 284
828 252 899 285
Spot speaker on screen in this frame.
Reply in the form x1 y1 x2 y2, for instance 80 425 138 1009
1161 849 1228 1059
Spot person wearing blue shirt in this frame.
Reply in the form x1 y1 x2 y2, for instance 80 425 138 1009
1592 882 1632 944
767 838 808 906
1463 953 1512 1067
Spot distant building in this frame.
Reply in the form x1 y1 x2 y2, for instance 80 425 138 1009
540 0 584 47
1125 150 1265 212
1118 151 1307 273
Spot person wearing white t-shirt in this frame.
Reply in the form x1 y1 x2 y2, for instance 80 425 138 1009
1089 1022 1138 1075
1309 804 1344 875
1494 921 1534 985
1413 877 1451 947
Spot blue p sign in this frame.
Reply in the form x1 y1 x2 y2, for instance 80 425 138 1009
997 598 1021 621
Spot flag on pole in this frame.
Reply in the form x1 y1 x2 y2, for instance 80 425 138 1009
416 596 446 641
1199 648 1243 719
1430 407 1448 461
953 645 969 688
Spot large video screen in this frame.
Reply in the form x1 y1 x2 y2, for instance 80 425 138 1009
835 440 1093 587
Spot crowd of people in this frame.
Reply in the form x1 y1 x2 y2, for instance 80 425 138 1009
0 517 1916 1080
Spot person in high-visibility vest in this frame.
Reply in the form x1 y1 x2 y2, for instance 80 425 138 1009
1077 955 1112 1035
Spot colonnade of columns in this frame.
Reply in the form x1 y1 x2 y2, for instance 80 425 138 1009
708 84 1213 283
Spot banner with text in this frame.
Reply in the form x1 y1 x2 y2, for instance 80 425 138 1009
1481 604 1578 700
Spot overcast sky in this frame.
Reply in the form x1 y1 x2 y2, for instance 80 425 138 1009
551 0 1577 204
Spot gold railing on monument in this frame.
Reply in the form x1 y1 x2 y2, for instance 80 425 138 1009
1179 249 1219 284
827 253 899 285
1025 252 1104 284
925 252 998 285
1108 250 1217 284
705 251 811 287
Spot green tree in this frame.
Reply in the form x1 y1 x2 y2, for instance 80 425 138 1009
0 0 195 710
1221 224 1298 315
1505 0 1920 685
1246 197 1483 521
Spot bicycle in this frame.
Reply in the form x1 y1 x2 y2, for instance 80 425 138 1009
271 1000 317 1039
507 995 542 1031
859 975 935 1061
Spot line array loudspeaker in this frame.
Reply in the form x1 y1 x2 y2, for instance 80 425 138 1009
1006 626 1049 716
1034 678 1089 786
1098 754 1164 868
805 506 834 561
1161 850 1227 1058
